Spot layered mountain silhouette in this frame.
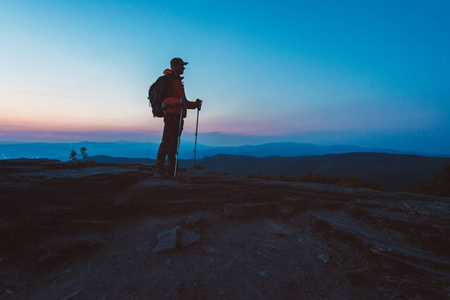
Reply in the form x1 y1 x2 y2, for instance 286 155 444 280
1 141 449 161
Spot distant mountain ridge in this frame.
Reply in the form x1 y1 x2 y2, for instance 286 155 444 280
1 141 449 161
86 152 450 192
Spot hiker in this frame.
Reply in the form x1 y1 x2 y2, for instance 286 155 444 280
155 57 202 178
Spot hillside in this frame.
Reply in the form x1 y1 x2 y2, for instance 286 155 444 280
186 153 450 192
0 159 449 299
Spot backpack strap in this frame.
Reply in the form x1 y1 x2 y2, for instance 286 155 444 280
165 74 174 92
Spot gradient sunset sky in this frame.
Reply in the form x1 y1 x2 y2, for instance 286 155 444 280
1 1 449 153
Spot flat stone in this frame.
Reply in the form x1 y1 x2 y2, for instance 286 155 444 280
153 226 181 253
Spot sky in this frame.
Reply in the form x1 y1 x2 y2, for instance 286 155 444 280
1 0 449 153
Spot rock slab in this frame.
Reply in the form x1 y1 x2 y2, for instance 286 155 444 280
153 226 181 253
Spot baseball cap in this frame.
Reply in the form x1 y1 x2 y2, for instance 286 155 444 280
170 57 188 66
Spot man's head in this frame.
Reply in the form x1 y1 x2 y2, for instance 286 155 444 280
170 57 188 75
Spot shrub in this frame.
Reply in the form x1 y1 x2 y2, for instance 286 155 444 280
70 149 77 161
80 146 88 160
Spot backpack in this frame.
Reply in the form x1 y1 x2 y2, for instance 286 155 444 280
148 74 173 118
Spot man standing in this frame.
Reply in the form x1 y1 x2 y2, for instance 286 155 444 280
155 57 202 178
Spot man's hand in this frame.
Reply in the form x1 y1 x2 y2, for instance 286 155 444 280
196 99 203 111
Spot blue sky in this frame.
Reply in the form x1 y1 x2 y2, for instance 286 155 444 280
1 0 449 153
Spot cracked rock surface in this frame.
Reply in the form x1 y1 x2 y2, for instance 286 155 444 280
0 159 449 299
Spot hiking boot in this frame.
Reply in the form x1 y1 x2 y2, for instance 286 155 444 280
166 169 176 179
154 168 167 179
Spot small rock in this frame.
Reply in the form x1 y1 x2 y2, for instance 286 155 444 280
203 246 217 254
153 226 181 253
318 253 330 263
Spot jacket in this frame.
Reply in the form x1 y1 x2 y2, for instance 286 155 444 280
162 69 197 118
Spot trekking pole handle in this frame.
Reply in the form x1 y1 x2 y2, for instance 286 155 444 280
196 99 203 111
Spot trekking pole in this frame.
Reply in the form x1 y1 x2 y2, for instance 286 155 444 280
193 108 200 168
174 111 183 178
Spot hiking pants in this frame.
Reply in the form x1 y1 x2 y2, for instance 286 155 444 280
156 114 184 173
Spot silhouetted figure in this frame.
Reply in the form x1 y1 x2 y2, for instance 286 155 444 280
155 58 202 178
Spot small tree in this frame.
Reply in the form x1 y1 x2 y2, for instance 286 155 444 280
80 146 88 160
70 149 77 161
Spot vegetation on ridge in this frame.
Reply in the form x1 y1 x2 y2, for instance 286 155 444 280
247 172 382 190
407 164 450 197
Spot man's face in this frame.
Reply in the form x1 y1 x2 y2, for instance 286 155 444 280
172 63 185 75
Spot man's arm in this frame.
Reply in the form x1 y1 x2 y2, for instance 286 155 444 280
162 97 182 107
185 99 198 109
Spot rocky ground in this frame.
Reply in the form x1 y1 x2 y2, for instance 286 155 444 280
0 159 449 299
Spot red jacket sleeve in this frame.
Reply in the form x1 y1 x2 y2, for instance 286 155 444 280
185 99 197 109
163 97 197 109
162 97 180 106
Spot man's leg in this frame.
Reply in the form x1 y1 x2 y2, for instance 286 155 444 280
167 115 183 177
156 115 178 175
156 140 167 175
